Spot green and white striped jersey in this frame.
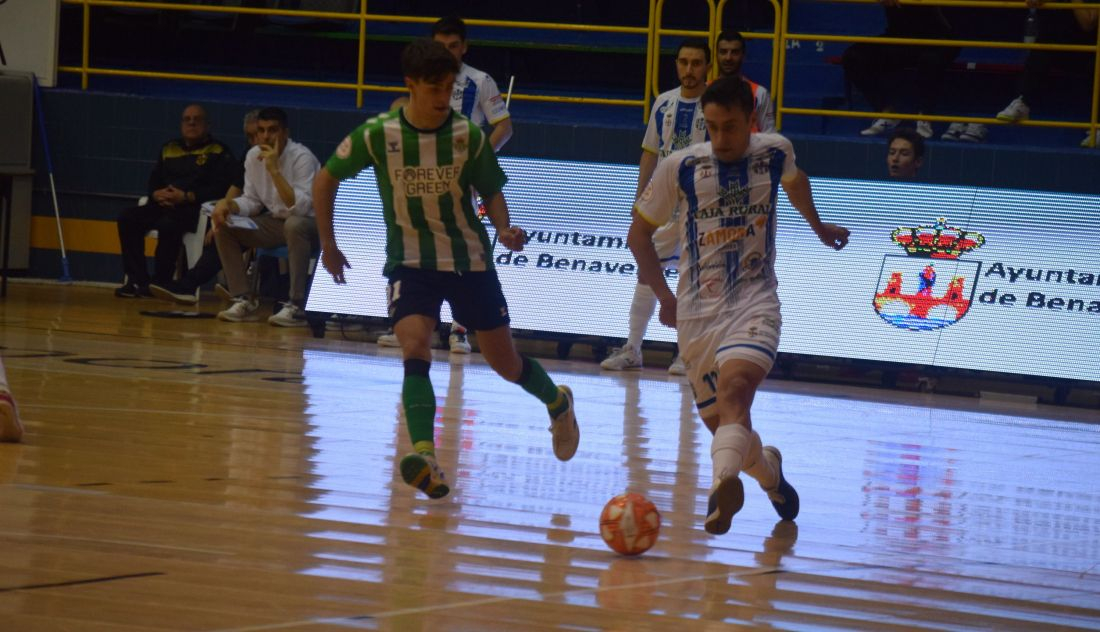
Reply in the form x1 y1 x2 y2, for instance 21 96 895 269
326 109 507 274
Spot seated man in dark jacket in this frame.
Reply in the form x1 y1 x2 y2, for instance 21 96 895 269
115 104 239 297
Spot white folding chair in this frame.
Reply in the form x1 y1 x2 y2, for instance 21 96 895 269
136 195 208 278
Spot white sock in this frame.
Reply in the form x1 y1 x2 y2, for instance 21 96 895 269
711 424 751 483
741 430 778 489
626 282 657 350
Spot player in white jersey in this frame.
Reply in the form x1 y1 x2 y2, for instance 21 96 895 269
629 76 850 535
715 30 776 134
601 37 711 375
383 15 514 353
432 16 512 152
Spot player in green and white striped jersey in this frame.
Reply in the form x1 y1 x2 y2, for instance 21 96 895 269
313 39 580 500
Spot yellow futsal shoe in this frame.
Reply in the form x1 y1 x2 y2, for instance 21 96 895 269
548 385 580 461
400 453 450 499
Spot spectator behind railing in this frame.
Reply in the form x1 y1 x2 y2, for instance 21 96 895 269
843 0 987 143
995 0 1100 147
886 127 925 179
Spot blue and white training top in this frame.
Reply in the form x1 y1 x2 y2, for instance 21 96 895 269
635 133 799 322
642 87 709 161
451 63 510 128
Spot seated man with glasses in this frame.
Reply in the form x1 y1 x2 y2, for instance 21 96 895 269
115 104 239 297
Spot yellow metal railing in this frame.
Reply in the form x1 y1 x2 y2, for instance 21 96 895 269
776 0 1100 145
649 0 715 98
59 0 653 114
57 0 1100 143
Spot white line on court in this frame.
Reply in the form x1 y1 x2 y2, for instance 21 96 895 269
0 530 232 556
208 564 790 632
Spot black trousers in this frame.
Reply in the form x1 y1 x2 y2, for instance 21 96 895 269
843 42 960 114
116 203 199 286
178 243 222 291
1021 12 1096 108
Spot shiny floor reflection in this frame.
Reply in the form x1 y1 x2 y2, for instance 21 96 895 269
1 284 1098 630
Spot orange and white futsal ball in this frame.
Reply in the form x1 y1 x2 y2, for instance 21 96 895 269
599 492 661 556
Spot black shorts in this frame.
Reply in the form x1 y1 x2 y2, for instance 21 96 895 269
386 266 511 331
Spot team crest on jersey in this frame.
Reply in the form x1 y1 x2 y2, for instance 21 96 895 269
718 181 748 207
454 138 467 154
671 130 694 150
336 136 352 159
695 117 706 132
387 140 400 153
195 154 207 166
752 155 771 175
451 78 469 101
873 217 985 331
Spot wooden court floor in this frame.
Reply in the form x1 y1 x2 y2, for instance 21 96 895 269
2 282 1099 631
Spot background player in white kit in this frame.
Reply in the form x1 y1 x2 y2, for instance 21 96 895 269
628 76 850 534
601 37 712 375
714 30 776 133
380 15 513 353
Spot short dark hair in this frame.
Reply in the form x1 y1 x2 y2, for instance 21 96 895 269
431 15 467 41
256 107 288 128
401 38 460 81
677 37 711 64
701 75 755 116
717 30 747 53
888 127 926 159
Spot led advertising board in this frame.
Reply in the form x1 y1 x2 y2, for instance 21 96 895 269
306 156 1100 383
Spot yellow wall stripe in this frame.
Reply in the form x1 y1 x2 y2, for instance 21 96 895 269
31 216 158 256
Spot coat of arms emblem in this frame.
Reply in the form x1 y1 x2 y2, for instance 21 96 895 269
873 218 985 331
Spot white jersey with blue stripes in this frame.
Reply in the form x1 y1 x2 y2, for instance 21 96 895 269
452 63 510 128
635 133 799 322
642 87 709 160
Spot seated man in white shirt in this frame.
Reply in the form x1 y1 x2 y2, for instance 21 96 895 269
210 107 321 326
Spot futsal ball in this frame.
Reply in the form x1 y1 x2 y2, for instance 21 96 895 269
599 492 661 556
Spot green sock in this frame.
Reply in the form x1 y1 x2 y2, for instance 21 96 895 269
516 356 567 415
402 360 436 454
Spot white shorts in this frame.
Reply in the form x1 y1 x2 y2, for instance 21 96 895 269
678 303 782 418
653 220 680 265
